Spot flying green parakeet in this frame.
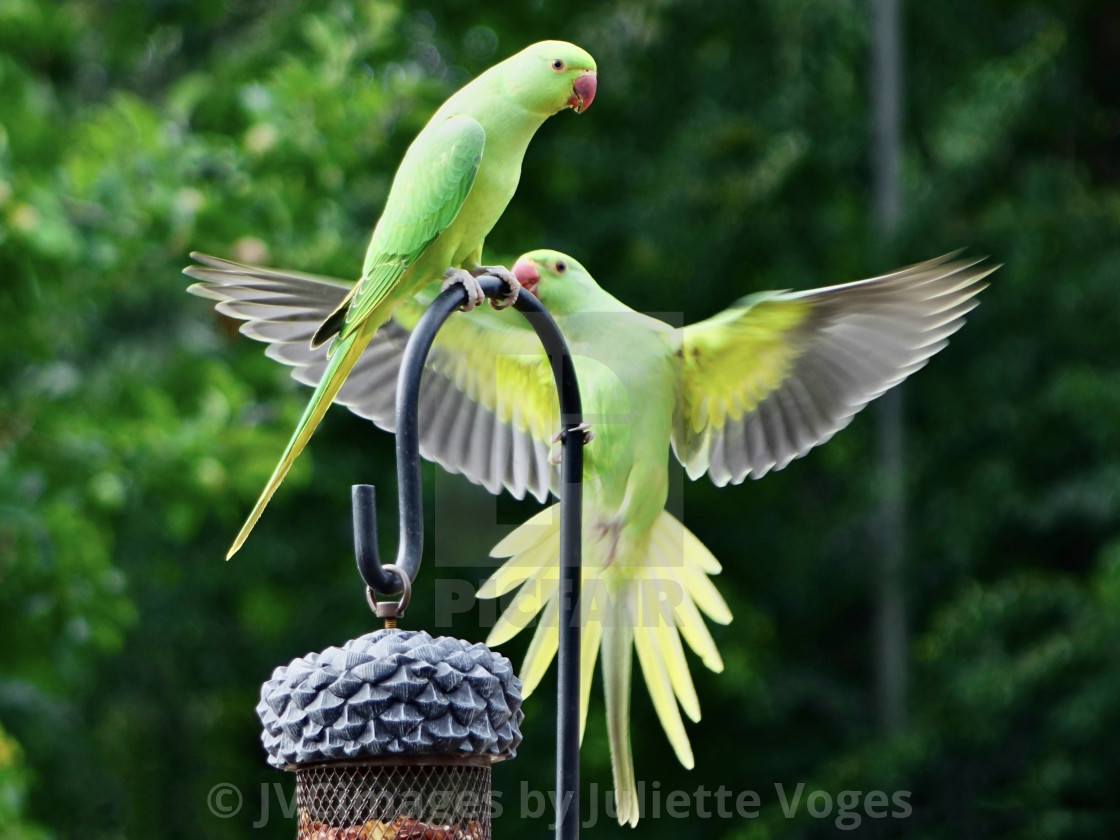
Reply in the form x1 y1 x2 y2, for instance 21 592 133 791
186 248 993 825
197 41 597 559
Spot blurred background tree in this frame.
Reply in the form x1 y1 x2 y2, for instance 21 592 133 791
2 0 1119 837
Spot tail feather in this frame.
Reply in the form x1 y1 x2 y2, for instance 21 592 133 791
633 615 694 768
651 599 701 723
519 598 559 696
479 505 730 827
603 621 639 827
490 504 559 556
578 615 603 742
479 513 560 599
226 329 368 559
486 574 557 647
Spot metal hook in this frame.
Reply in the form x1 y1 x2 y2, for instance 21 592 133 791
350 272 586 840
352 275 585 597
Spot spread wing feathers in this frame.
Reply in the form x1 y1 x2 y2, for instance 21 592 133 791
185 254 558 501
320 115 487 346
673 254 996 485
479 505 731 826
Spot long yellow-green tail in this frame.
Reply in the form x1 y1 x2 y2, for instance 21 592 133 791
226 327 370 559
479 504 731 826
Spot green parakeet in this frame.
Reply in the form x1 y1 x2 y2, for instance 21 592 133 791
186 249 993 824
199 41 597 559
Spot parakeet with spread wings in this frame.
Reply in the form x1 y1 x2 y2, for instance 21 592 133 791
187 247 993 824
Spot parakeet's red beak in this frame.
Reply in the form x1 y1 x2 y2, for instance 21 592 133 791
568 71 597 114
512 257 541 297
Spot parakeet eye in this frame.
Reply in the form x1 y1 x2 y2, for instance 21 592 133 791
551 59 565 71
555 260 567 274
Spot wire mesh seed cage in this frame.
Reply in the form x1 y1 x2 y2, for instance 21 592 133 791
296 758 490 840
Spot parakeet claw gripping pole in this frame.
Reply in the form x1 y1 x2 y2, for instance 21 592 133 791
352 274 586 840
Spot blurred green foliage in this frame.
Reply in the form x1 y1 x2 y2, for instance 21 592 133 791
2 0 1119 837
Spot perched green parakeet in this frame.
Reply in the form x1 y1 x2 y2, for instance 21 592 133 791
199 41 597 559
186 248 993 824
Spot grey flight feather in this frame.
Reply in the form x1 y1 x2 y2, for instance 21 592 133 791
673 254 996 486
184 253 553 502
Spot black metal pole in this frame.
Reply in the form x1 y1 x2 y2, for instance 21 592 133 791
541 319 583 840
351 276 584 840
871 0 908 734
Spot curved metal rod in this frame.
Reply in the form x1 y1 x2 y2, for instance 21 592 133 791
351 280 484 594
352 275 585 840
352 274 585 840
354 275 582 596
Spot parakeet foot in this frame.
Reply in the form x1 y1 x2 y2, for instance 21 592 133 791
471 265 521 310
442 268 487 312
548 422 595 465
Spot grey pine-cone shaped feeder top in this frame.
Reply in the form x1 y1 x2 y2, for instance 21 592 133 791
258 628 523 768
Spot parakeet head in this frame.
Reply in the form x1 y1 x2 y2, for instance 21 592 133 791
503 41 597 116
512 249 599 312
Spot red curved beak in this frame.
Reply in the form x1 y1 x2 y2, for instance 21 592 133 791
567 71 597 114
512 257 541 297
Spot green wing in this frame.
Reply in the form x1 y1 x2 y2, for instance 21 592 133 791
185 254 559 501
673 254 996 485
319 115 486 345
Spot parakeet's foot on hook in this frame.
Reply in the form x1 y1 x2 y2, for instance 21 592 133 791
471 264 521 310
442 267 487 312
549 422 595 465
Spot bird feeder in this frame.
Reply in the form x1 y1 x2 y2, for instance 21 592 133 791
254 276 587 840
257 623 522 840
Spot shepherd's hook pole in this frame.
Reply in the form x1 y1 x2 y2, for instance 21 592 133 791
871 0 908 734
350 276 585 840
